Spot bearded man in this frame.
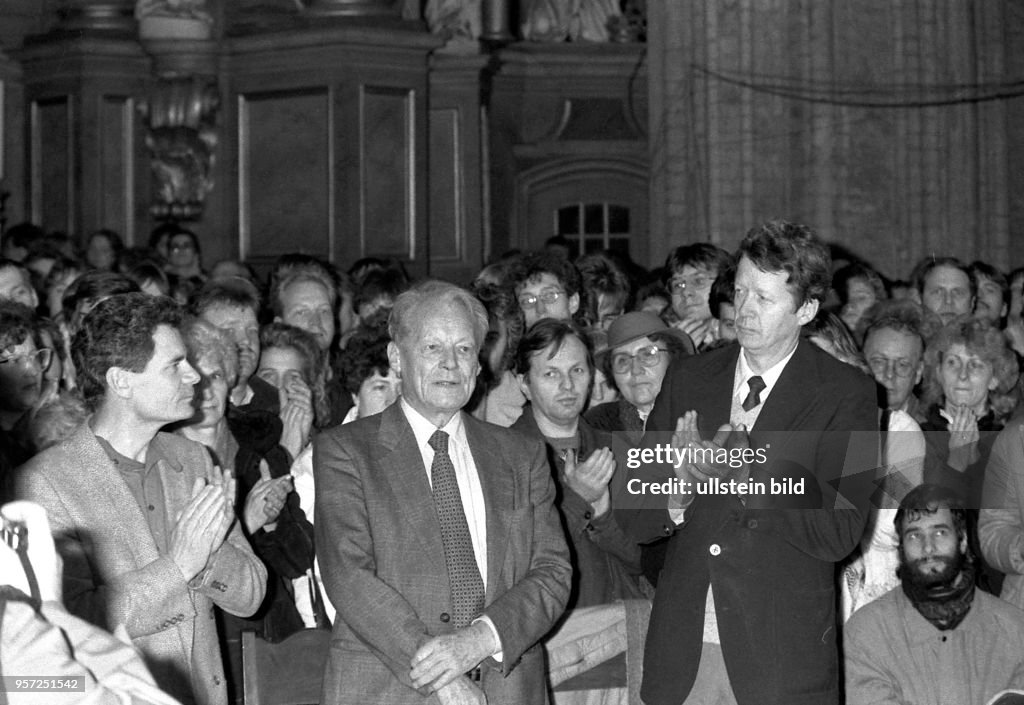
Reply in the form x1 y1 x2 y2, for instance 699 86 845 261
845 483 1024 704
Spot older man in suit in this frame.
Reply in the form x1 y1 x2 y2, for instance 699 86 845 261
17 293 266 705
621 221 878 705
314 280 571 705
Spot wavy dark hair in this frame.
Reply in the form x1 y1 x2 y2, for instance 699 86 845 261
737 220 831 307
73 293 184 410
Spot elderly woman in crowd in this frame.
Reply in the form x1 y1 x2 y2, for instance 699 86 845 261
176 317 312 705
920 315 1018 594
0 302 50 501
920 316 1018 502
584 311 694 587
586 311 694 444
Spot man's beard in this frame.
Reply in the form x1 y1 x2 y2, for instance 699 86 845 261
900 550 966 591
899 548 976 631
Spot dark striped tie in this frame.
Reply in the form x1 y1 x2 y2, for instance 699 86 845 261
742 375 766 412
428 430 485 627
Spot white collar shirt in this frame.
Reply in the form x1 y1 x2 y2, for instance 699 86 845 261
400 398 488 588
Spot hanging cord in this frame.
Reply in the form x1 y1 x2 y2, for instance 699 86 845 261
692 64 1024 108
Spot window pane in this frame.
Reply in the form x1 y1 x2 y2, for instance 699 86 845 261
583 237 604 255
609 205 630 233
557 206 579 235
584 204 604 235
608 238 630 256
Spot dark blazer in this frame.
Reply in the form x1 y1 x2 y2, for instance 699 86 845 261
620 340 878 705
313 403 572 705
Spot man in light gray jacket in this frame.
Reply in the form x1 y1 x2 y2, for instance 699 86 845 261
17 293 266 705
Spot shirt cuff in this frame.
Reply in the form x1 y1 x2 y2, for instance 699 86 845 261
668 493 693 525
472 615 504 663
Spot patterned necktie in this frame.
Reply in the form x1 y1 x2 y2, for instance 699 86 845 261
428 430 485 627
742 375 766 412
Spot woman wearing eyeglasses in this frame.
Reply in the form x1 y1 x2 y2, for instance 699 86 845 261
584 312 694 588
920 315 1018 595
585 312 695 446
0 303 53 502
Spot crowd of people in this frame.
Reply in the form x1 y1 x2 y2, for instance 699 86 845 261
2 217 1024 705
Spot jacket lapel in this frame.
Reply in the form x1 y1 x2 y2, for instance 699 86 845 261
697 345 740 439
64 424 162 568
463 414 514 602
376 405 446 560
751 340 819 436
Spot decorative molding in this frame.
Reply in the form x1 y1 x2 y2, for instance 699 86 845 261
138 77 219 221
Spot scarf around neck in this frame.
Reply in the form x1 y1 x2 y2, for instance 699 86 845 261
901 563 976 631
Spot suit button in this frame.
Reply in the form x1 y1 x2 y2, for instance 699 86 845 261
662 525 673 536
583 511 593 520
746 519 758 529
709 544 722 556
440 613 451 623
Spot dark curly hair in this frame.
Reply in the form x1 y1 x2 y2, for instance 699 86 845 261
73 293 184 410
737 220 831 307
338 319 392 396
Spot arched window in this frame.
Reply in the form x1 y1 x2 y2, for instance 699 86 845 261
555 202 631 259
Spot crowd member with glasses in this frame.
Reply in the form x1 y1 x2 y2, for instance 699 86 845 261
661 242 732 350
586 312 695 445
0 302 51 502
920 315 1018 594
859 299 939 424
513 251 583 328
585 312 694 588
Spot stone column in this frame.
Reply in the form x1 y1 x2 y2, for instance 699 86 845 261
482 0 512 43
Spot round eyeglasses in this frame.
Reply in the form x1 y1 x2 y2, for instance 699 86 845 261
610 345 667 374
0 348 52 370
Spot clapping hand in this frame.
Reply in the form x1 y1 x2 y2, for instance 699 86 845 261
563 447 615 516
672 411 751 483
243 461 293 533
169 473 234 581
279 375 314 459
946 404 980 472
